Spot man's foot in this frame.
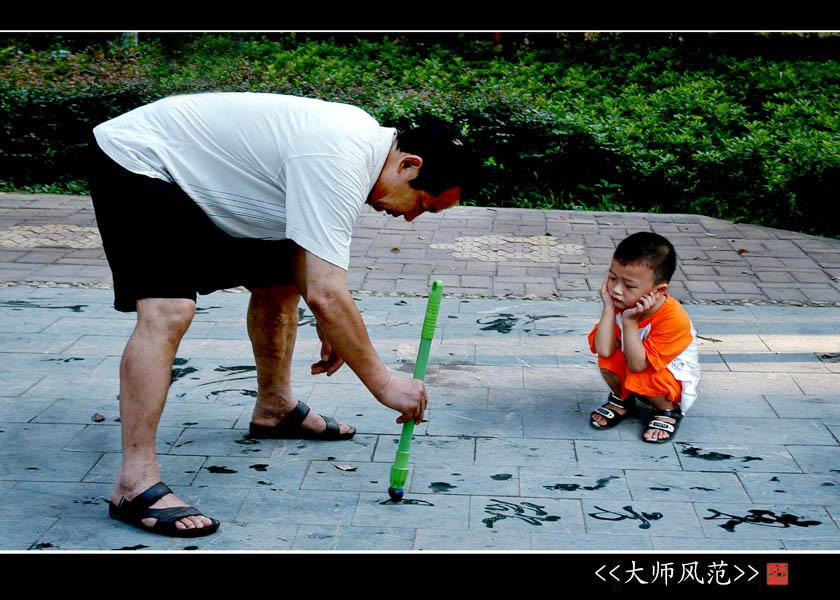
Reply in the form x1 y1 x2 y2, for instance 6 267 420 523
110 481 219 537
249 401 355 440
590 392 636 429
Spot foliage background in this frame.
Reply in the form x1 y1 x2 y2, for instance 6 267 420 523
2 32 839 238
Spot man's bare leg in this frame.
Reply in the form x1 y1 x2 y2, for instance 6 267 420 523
247 285 352 435
110 298 214 531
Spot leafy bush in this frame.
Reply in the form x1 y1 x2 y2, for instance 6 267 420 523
2 33 839 238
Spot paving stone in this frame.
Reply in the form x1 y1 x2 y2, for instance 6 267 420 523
301 460 394 493
786 446 840 474
470 495 584 533
425 408 524 437
295 524 416 550
353 491 470 529
675 442 802 473
0 481 111 518
519 468 629 499
372 434 475 465
0 516 61 550
651 536 785 550
475 438 577 468
409 464 520 497
739 473 840 504
575 440 681 470
708 417 837 446
415 528 532 550
238 489 360 526
625 470 750 502
694 502 839 540
192 455 310 488
764 394 840 419
83 453 207 487
582 499 704 537
532 532 653 550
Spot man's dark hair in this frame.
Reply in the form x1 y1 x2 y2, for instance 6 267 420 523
613 231 677 284
395 121 475 197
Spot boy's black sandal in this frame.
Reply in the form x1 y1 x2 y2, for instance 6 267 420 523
643 408 682 443
590 392 637 429
109 481 220 538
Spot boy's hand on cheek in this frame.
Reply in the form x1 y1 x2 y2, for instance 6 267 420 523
600 274 614 312
622 291 658 321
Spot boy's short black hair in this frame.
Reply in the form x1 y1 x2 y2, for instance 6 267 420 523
395 119 475 197
613 231 677 284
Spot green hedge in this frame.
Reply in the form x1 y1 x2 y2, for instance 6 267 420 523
2 33 839 238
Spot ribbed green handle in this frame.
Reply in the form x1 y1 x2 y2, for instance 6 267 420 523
389 280 444 493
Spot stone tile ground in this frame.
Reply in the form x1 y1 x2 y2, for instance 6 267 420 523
0 193 838 551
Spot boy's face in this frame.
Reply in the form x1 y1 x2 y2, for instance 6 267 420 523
606 259 667 311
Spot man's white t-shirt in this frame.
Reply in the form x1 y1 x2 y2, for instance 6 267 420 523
93 92 395 270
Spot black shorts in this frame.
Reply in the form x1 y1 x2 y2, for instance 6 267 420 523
87 136 297 312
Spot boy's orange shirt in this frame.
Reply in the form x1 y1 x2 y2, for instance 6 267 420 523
588 295 694 371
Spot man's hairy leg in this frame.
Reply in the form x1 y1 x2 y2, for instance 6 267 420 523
247 285 353 435
112 297 214 531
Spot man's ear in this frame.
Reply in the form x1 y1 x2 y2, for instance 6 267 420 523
399 154 423 174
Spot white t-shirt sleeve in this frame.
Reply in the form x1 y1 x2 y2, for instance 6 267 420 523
283 154 370 271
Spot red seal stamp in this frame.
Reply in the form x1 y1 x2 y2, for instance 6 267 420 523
767 563 789 586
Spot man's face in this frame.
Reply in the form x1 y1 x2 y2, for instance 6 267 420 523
368 156 461 221
606 259 665 311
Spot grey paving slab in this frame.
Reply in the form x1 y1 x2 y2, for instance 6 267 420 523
176 520 297 551
765 394 840 420
83 453 207 487
0 396 56 422
0 517 61 550
166 427 272 458
414 528 532 550
0 447 102 482
694 502 840 541
474 437 577 468
651 536 786 550
581 500 704 537
237 489 360 526
708 417 837 446
191 455 310 489
333 405 430 436
674 442 802 473
353 491 470 529
4 199 840 550
520 469 629 500
532 532 654 550
301 460 394 493
63 425 182 455
372 434 474 465
409 464 520 497
786 445 840 474
575 440 682 471
739 473 840 504
25 516 181 550
625 470 750 502
470 495 584 533
0 481 111 518
425 408 524 438
684 394 776 418
294 524 416 550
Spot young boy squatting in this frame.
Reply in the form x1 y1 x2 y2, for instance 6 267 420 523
588 232 700 443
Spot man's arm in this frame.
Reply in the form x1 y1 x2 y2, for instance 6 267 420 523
291 245 427 424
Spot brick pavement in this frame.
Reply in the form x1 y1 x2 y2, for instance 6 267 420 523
2 192 840 305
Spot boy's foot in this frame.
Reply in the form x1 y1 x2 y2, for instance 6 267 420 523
590 392 636 429
643 409 681 443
